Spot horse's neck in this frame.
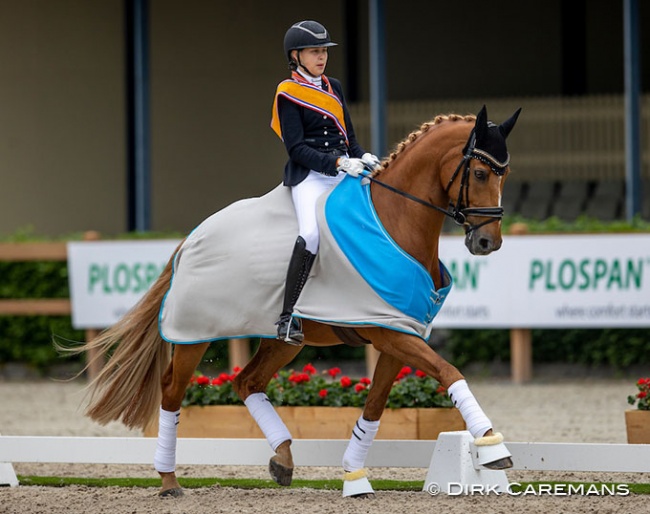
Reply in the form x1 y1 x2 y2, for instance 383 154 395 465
371 140 448 288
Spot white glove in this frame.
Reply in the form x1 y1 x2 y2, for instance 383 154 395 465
361 153 381 170
336 157 365 178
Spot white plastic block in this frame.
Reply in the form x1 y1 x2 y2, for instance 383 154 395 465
0 462 19 487
423 431 509 495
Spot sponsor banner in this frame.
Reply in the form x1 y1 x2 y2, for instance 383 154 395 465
67 234 649 329
437 233 650 328
67 240 180 329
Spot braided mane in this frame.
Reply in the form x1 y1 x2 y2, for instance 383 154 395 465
375 113 476 176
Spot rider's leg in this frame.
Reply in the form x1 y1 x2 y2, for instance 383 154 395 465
276 236 315 344
276 171 343 344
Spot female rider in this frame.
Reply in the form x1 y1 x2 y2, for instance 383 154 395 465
271 20 379 344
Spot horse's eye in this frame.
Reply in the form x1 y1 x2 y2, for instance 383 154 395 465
474 168 488 181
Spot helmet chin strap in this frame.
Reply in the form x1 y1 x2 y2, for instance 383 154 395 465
296 51 321 78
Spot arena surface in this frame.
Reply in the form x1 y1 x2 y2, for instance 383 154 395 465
1 377 648 513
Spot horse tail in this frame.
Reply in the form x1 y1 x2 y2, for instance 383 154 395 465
77 240 183 430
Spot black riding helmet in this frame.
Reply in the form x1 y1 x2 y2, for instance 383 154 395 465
284 20 337 71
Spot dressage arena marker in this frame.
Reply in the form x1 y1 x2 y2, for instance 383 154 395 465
1 432 649 490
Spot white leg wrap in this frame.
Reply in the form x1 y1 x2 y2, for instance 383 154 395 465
447 379 492 438
244 392 292 451
154 407 180 473
342 416 380 472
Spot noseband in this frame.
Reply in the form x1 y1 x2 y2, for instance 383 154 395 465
364 131 507 233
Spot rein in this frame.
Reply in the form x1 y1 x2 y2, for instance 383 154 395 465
363 132 505 233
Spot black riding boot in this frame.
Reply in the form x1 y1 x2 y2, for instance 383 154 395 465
276 236 316 345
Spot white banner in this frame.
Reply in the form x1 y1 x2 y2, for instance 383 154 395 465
67 234 650 330
67 240 180 329
437 233 650 328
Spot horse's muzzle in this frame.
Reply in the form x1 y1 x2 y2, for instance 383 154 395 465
465 230 502 255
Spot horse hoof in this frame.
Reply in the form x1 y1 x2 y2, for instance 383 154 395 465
482 456 513 470
159 487 184 498
269 457 293 486
342 470 375 498
473 432 513 469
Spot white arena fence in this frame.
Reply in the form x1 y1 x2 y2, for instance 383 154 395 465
1 434 649 489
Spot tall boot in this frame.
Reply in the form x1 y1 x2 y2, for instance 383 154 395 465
276 236 316 345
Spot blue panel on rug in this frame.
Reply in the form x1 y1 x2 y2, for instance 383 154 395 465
324 176 452 325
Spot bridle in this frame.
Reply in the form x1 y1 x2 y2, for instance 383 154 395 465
362 131 508 233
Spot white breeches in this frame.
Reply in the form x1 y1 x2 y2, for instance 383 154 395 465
291 170 346 253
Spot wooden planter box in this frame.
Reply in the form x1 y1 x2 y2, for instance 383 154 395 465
145 405 465 440
625 409 650 443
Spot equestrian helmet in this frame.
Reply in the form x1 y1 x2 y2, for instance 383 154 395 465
284 20 337 64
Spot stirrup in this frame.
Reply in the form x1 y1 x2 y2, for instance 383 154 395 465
276 316 304 346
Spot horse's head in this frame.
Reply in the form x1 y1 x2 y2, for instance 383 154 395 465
444 105 521 256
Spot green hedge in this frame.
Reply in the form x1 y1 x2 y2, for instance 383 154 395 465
1 218 649 374
447 328 650 369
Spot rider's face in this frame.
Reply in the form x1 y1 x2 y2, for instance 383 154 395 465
294 47 328 77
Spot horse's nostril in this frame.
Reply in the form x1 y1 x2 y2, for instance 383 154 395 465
479 238 491 249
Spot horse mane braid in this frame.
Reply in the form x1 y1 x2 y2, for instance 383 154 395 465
374 113 476 176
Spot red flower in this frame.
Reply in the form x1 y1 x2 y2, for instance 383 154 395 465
638 391 647 399
359 377 371 385
197 375 210 386
289 373 310 384
328 367 342 378
212 377 224 386
395 366 413 381
218 372 231 382
303 363 317 375
189 375 197 384
436 385 447 394
340 376 352 388
415 369 427 378
355 383 366 393
232 366 242 374
319 389 328 398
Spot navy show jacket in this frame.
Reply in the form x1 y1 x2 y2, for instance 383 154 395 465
277 77 366 186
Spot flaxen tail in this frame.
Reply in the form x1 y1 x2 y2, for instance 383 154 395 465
67 241 183 430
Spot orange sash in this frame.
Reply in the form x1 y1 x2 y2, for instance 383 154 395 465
270 74 348 143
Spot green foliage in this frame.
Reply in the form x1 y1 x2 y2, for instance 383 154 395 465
0 261 70 299
0 316 84 370
501 214 650 234
446 328 650 370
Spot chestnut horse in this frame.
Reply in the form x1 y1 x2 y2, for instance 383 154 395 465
75 105 521 498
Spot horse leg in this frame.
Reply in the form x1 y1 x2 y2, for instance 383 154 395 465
341 351 404 498
156 342 210 497
232 339 302 486
361 328 512 469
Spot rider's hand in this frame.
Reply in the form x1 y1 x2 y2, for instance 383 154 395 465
361 153 381 170
336 157 365 178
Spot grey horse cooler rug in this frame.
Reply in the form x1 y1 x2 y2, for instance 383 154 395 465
159 176 453 343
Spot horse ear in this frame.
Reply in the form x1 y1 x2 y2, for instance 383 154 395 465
499 108 522 139
474 105 488 141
